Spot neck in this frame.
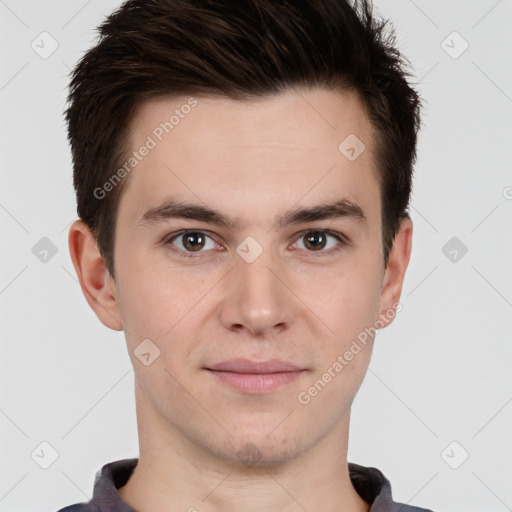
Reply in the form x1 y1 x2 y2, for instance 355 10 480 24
118 384 370 512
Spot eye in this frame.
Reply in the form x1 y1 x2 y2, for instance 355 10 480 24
165 230 218 258
163 228 346 259
291 230 345 255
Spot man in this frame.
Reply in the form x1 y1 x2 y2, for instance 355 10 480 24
61 0 434 510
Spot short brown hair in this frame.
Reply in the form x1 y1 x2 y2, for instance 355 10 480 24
65 0 421 278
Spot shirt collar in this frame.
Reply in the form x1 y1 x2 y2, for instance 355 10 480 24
90 458 397 511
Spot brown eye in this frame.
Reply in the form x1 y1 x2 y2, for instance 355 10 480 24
181 232 206 252
166 230 217 257
303 232 328 251
293 230 344 254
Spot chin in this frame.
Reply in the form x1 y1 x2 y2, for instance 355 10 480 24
204 431 309 468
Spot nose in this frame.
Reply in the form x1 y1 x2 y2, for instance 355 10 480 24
218 242 297 338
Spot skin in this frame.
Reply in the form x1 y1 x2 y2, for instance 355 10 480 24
69 86 413 512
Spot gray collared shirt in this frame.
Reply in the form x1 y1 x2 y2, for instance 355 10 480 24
56 458 436 512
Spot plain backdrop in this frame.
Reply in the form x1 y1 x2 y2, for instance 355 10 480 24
1 1 511 511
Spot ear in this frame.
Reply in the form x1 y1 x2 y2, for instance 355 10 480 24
377 216 413 328
68 220 123 331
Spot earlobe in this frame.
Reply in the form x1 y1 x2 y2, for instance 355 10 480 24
377 216 413 329
68 220 123 331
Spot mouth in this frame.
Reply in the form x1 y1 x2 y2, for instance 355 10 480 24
205 359 307 393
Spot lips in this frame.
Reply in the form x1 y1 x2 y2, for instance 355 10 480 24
207 358 303 373
205 359 306 393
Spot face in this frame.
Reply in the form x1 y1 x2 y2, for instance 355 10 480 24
73 87 411 466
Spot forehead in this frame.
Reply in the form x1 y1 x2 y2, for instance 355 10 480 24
118 87 380 232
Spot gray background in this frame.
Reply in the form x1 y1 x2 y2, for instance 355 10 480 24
1 0 511 510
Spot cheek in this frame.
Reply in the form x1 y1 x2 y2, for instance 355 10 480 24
116 252 209 338
300 258 382 342
296 269 380 410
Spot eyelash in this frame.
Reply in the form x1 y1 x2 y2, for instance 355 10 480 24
163 229 347 259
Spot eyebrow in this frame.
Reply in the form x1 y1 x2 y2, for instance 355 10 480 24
137 196 368 231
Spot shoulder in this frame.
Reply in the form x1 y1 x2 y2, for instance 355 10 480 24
54 458 138 512
348 462 438 512
55 504 98 512
391 503 437 512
